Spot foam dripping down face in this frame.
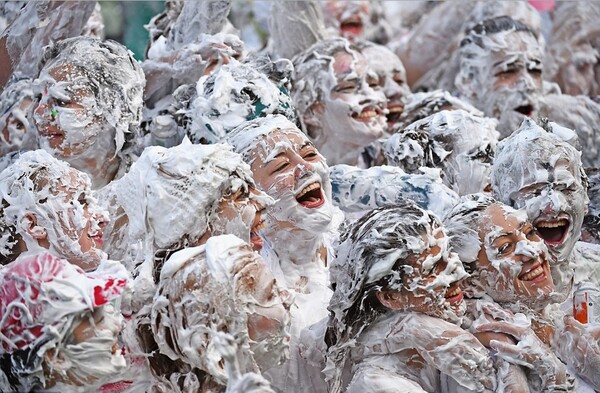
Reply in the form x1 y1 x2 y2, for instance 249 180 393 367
474 203 554 310
380 225 469 324
247 126 333 235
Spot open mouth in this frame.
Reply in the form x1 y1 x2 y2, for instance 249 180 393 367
352 107 382 123
250 218 266 251
445 282 464 304
514 104 534 117
340 17 363 36
519 260 548 283
295 182 325 208
89 230 104 248
386 103 404 127
534 218 569 245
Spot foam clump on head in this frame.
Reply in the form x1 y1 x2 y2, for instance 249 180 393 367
178 60 296 145
111 141 256 251
491 118 587 206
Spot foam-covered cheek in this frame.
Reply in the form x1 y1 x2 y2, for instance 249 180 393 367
514 239 538 259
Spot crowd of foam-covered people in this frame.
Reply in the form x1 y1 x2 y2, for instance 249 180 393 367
1 1 600 392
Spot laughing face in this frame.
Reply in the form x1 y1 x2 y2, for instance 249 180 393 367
301 47 387 165
509 157 587 265
458 30 543 137
323 1 370 41
248 127 333 234
473 203 554 310
379 226 468 324
360 44 410 130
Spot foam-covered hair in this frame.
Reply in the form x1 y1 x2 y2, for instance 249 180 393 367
39 36 145 156
443 193 497 266
491 118 588 207
0 78 36 157
0 252 128 390
291 37 359 135
107 141 256 255
325 200 440 392
177 60 296 144
0 150 103 266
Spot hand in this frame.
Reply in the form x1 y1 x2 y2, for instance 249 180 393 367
478 321 574 392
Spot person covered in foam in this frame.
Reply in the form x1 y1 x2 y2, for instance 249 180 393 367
444 194 580 391
491 119 591 303
322 201 496 393
321 0 392 45
149 234 290 392
355 41 411 132
384 109 499 196
32 36 145 189
101 140 272 311
0 251 129 392
0 78 36 162
174 59 296 145
0 150 108 270
291 37 387 166
226 114 340 390
545 1 600 98
455 16 544 138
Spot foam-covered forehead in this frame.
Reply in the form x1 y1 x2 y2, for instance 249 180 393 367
359 42 405 74
227 114 310 164
492 119 585 193
292 37 360 113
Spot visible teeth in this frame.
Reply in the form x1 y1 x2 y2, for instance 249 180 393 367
388 106 403 113
446 286 461 298
537 219 568 228
296 183 320 199
521 265 544 281
357 110 376 119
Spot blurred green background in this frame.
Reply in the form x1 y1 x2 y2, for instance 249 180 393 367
99 1 164 60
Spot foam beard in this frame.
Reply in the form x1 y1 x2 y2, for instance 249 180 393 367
264 169 333 235
484 88 540 138
55 307 126 386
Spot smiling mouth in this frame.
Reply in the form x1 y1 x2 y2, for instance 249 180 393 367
89 231 104 248
386 103 404 126
352 107 382 123
445 282 464 304
514 104 534 116
519 261 548 283
295 182 325 208
341 18 363 36
535 218 569 245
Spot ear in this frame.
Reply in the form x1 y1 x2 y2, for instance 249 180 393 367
302 102 324 141
22 213 47 240
375 290 404 311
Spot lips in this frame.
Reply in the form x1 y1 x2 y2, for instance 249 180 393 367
295 182 325 208
352 107 383 123
340 16 363 36
445 282 464 304
90 230 103 248
386 102 404 127
534 218 569 245
519 261 548 283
